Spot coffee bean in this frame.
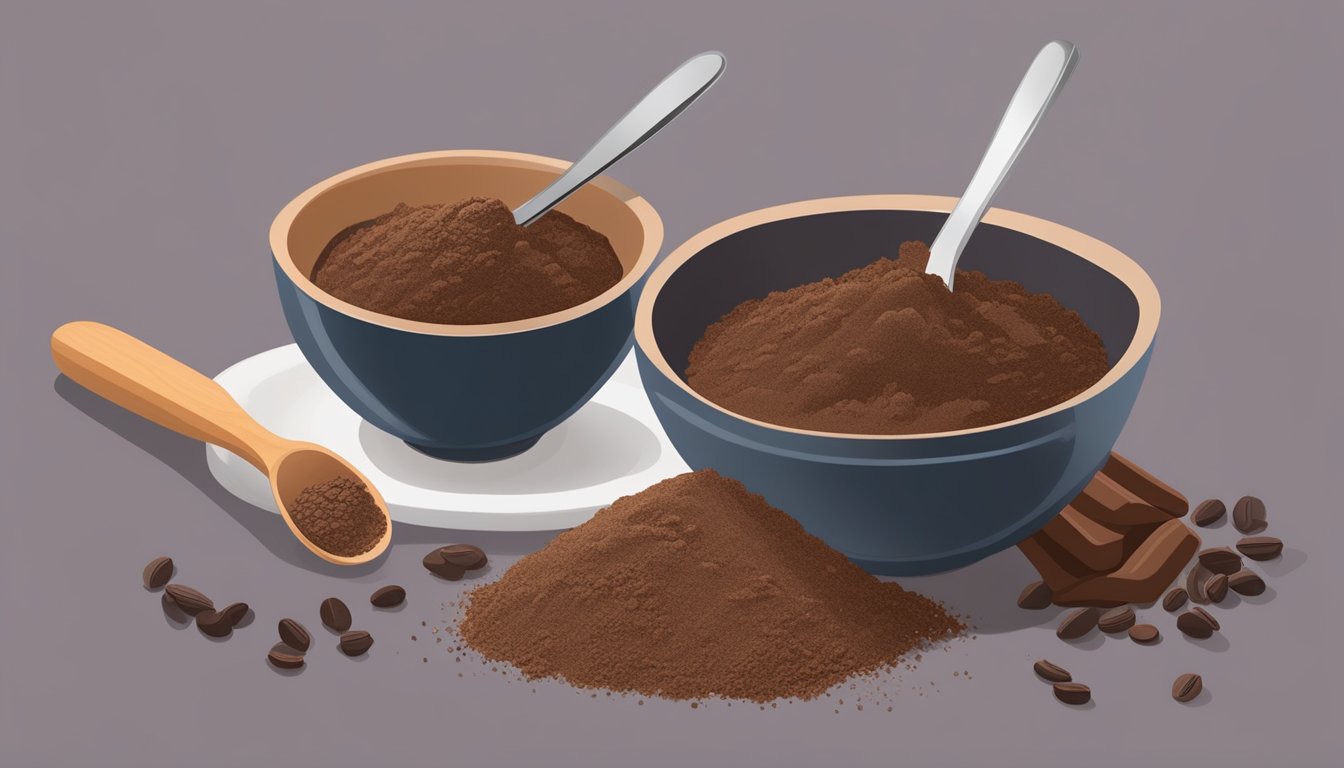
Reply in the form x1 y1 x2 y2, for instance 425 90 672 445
1033 660 1072 683
1198 547 1242 575
1228 569 1266 596
1236 536 1283 561
1186 564 1213 604
268 647 305 669
219 602 249 628
1163 587 1189 612
164 584 213 616
1098 605 1136 633
278 618 311 652
1129 624 1160 644
370 585 405 608
142 556 173 589
1232 496 1267 534
196 609 233 637
339 630 374 656
1017 580 1053 610
439 544 488 570
1192 606 1220 631
1205 573 1229 603
1053 682 1091 705
422 550 466 581
320 597 352 632
1172 673 1203 702
1056 607 1100 640
1191 499 1226 527
1177 610 1216 639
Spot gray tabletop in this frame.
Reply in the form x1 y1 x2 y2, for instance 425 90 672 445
3 2 1341 766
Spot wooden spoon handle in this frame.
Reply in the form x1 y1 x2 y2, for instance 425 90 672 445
51 321 288 471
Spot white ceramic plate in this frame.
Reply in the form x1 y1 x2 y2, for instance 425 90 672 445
205 345 689 531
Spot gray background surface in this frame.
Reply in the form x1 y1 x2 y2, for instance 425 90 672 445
2 1 1341 766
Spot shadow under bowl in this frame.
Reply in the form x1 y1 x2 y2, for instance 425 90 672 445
270 150 663 462
634 195 1160 575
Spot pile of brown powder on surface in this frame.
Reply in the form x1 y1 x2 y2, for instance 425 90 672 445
459 469 963 702
685 241 1111 435
311 196 623 325
288 476 386 557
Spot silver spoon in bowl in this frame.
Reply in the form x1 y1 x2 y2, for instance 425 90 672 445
512 51 726 226
924 40 1079 289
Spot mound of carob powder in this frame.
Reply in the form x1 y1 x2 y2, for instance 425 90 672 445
686 241 1110 434
288 476 386 557
459 469 963 702
311 196 623 325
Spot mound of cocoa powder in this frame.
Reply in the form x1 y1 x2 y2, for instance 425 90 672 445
311 196 623 325
685 241 1110 435
288 476 386 557
459 469 963 702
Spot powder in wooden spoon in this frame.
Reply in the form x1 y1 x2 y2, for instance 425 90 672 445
288 476 386 557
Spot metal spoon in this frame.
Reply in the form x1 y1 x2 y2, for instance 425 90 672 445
512 51 726 226
50 321 392 566
924 40 1079 289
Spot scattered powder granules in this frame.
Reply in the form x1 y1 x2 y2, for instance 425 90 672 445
311 196 623 325
686 241 1110 434
459 469 963 702
288 476 386 557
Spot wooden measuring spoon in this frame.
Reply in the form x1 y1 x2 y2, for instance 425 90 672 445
50 321 391 565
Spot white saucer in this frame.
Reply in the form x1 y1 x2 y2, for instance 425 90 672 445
205 345 689 531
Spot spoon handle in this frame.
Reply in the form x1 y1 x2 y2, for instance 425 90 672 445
512 51 726 226
51 321 287 471
925 40 1079 289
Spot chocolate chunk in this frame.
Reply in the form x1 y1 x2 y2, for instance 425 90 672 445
1232 496 1267 534
1101 453 1189 516
1172 673 1202 702
1163 587 1189 612
196 609 233 637
278 618 311 652
164 584 213 616
1041 507 1126 571
339 630 374 656
1228 569 1266 596
370 585 405 608
1053 682 1091 705
1205 573 1229 603
1056 607 1101 640
439 544 488 570
1191 499 1226 527
1033 660 1072 683
1052 518 1200 607
142 556 173 590
1198 547 1242 575
219 602 249 628
320 597 352 632
1129 623 1160 644
422 549 467 581
1017 580 1053 610
267 647 305 669
1236 536 1283 561
1098 605 1136 633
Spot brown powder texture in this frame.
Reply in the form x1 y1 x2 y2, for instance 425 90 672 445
288 476 386 557
311 196 623 325
685 241 1110 434
459 469 963 702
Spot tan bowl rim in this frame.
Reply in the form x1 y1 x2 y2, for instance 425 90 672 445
634 193 1161 441
270 149 664 337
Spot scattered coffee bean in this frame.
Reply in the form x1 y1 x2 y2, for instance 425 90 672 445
339 630 374 656
1232 496 1267 534
196 609 233 637
1177 610 1216 639
1236 536 1283 561
1057 607 1101 640
1186 564 1214 604
1129 624 1160 644
1228 569 1266 596
370 585 405 608
278 618 311 652
142 556 173 590
1163 587 1189 612
422 549 466 581
1053 682 1091 705
439 544 488 570
1172 673 1203 702
267 647 305 669
1197 547 1242 575
1098 605 1137 633
1191 499 1226 527
164 584 213 616
219 602 249 628
1192 606 1220 631
1017 580 1053 610
1033 660 1072 683
1205 573 1229 603
320 597 352 632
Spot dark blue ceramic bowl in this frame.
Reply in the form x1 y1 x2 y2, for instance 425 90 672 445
634 195 1160 575
271 151 663 461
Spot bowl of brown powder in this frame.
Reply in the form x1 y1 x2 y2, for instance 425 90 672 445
633 194 1160 575
270 150 662 461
